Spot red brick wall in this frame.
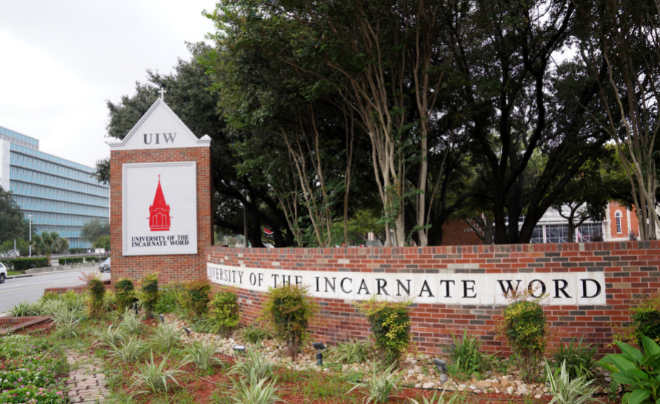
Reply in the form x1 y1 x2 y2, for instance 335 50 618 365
110 148 212 285
207 241 660 356
441 219 483 246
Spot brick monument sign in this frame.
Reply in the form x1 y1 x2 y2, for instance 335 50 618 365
109 97 212 284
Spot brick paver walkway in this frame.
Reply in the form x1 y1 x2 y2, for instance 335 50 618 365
65 350 108 403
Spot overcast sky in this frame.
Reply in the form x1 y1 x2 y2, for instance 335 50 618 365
0 0 216 168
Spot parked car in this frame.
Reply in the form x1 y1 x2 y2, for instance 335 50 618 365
99 258 111 273
0 262 7 283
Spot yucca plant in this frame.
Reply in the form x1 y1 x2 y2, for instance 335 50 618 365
110 336 146 362
239 325 272 344
131 351 184 394
55 316 79 338
9 301 40 317
182 341 223 371
409 390 460 404
151 323 182 351
231 375 281 404
545 360 602 404
330 338 373 364
119 308 144 335
229 348 274 381
348 363 402 404
93 324 126 348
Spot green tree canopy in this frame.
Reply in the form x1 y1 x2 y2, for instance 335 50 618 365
0 186 28 245
80 218 110 243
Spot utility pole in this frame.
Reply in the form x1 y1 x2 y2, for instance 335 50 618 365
28 215 32 257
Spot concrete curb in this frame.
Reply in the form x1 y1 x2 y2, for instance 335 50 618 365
6 267 104 280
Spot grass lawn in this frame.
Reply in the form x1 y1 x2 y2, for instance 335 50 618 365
8 270 27 276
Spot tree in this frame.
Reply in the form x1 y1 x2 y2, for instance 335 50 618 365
93 235 110 251
29 232 65 263
0 239 29 256
80 218 110 244
575 0 660 240
0 186 28 245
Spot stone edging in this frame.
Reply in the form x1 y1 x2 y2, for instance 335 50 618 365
65 350 108 403
0 316 52 335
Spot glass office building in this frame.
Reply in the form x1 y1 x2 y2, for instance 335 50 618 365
0 125 109 249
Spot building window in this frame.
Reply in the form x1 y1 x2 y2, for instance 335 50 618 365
530 226 544 243
546 224 570 243
577 222 603 242
616 211 622 233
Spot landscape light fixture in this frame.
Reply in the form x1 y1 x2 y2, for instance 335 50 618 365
159 314 165 324
233 345 246 354
183 327 191 336
133 302 138 316
313 342 326 366
433 358 448 373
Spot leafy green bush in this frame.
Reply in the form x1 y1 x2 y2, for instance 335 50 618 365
599 334 660 404
58 257 83 265
139 273 160 317
84 256 100 263
87 276 106 318
502 299 546 382
69 248 86 254
10 257 49 270
551 337 597 381
356 297 412 366
545 360 602 404
260 284 318 359
209 290 240 337
115 278 136 312
446 330 492 379
178 280 211 319
329 338 373 364
155 284 183 314
240 325 272 344
0 259 13 270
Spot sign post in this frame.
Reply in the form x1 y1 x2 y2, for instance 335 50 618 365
108 98 212 285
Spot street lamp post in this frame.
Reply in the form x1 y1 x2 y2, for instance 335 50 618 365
28 215 32 257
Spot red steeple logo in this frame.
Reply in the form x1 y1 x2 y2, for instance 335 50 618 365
149 175 171 231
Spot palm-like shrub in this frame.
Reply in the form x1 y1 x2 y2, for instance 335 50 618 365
119 308 144 335
409 390 460 404
229 348 274 381
131 351 183 394
29 231 65 263
545 360 602 404
183 341 223 371
151 323 182 351
329 339 373 364
93 324 125 348
348 363 402 404
110 337 145 362
231 376 281 404
9 301 39 317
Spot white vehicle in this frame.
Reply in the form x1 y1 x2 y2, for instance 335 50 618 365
0 262 7 283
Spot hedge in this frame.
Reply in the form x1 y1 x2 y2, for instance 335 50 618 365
0 260 13 270
84 256 100 263
69 248 86 254
8 258 49 271
58 257 83 265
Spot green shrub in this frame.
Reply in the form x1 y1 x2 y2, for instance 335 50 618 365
348 363 402 404
58 257 83 265
545 360 602 404
502 299 547 383
0 260 13 270
155 284 183 314
260 284 318 359
139 273 160 317
229 348 274 381
239 325 272 344
88 277 106 318
115 278 136 312
329 339 373 364
209 290 240 337
598 334 660 404
130 352 183 394
84 256 100 263
551 337 597 381
10 257 49 270
69 248 86 254
356 297 412 367
183 341 223 372
446 330 492 379
178 280 211 319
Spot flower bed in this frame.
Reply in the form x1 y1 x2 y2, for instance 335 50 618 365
0 335 67 403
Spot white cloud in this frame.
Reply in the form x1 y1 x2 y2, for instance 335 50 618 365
0 0 216 167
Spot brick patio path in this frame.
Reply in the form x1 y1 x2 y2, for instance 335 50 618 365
65 349 109 403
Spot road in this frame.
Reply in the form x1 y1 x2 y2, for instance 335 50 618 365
0 269 111 313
